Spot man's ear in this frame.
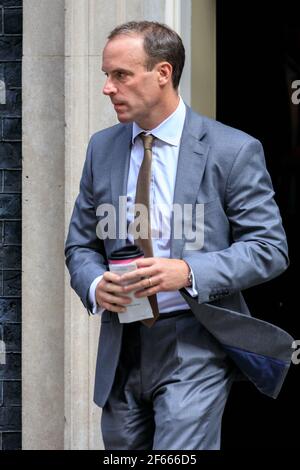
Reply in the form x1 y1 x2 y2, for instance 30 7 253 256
157 62 173 86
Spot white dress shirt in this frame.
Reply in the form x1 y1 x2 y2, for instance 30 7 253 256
89 97 197 314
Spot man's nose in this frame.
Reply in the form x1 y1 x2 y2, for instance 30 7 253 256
103 77 117 96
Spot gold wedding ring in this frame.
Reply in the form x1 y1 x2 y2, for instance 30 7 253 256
148 277 152 287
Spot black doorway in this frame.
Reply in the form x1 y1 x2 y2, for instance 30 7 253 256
217 0 300 448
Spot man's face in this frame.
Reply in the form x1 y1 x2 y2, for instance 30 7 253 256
102 34 162 127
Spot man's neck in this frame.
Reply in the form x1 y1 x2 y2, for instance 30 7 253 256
137 94 180 130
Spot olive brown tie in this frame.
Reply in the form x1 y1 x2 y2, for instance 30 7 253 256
134 133 159 327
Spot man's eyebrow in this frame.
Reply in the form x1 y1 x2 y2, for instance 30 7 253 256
101 68 132 74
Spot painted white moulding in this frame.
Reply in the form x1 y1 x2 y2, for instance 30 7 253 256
0 80 6 104
165 0 181 33
0 340 6 365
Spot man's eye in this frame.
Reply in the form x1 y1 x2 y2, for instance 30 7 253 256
116 72 126 79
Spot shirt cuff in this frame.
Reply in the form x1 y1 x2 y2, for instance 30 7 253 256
185 268 198 297
89 275 105 315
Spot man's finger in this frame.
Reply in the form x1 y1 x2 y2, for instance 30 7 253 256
102 281 129 295
103 271 123 283
101 301 127 313
121 267 155 283
123 275 161 293
122 278 150 293
135 257 155 268
99 292 132 306
135 285 159 297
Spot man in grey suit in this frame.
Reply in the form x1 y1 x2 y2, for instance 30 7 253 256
65 21 293 450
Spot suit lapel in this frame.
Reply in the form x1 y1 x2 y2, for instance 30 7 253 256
171 107 210 259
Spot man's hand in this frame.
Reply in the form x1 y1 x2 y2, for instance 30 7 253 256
120 258 190 298
95 272 132 313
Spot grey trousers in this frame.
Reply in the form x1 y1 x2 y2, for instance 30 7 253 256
101 310 235 450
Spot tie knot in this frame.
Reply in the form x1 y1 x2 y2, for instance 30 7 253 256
140 133 154 150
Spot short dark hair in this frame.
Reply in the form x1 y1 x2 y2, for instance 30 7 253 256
108 21 185 89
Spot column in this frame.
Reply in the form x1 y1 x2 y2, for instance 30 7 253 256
22 0 65 449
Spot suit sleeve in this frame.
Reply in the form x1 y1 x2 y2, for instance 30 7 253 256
183 138 289 304
65 136 107 309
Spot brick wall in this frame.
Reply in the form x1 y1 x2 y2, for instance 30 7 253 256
0 0 22 450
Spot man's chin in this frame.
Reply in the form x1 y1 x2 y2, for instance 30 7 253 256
116 113 133 123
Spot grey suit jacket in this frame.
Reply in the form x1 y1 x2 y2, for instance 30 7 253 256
65 106 294 407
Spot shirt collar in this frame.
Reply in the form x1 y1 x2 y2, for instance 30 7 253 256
132 96 186 146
